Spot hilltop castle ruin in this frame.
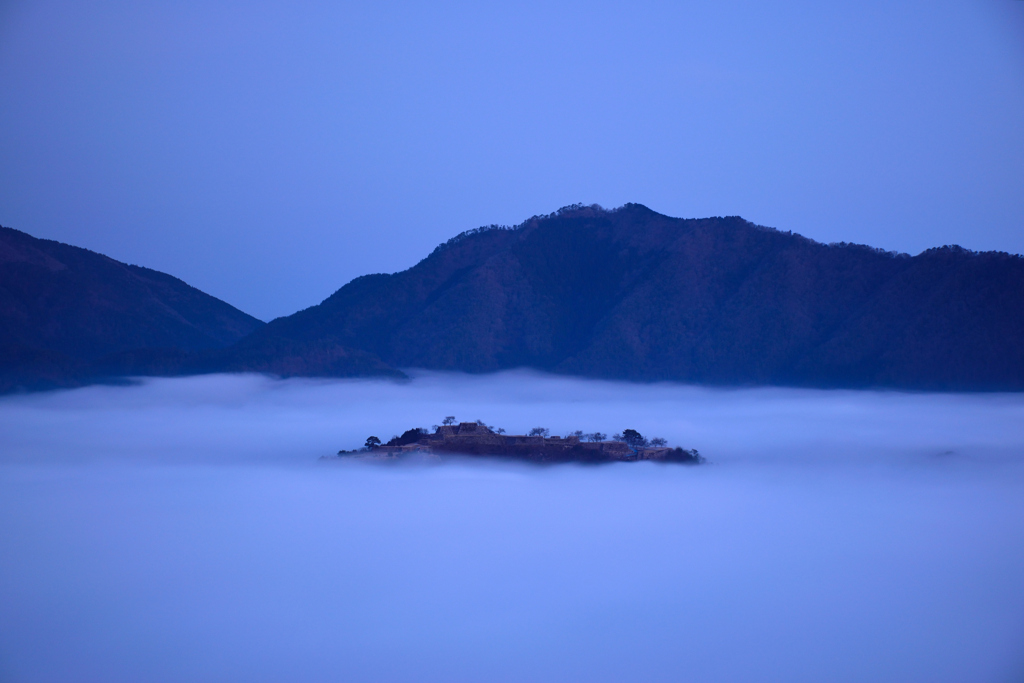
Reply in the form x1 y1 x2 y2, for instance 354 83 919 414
366 422 694 463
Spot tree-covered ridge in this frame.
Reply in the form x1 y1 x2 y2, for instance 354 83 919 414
0 225 265 392
238 203 1024 390
5 203 1023 392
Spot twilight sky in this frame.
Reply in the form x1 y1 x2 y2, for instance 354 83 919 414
1 1 1022 321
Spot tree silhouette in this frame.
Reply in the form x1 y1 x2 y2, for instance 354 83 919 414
386 428 426 447
364 436 381 450
620 429 647 448
666 448 705 464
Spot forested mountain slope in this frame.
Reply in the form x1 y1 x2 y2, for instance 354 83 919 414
0 226 264 391
231 204 1024 390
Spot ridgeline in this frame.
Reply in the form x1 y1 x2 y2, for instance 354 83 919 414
228 204 1024 391
4 204 1024 392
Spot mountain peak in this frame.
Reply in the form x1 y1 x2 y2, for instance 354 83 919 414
230 206 1024 391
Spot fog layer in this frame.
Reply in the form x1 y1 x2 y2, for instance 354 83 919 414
1 372 1023 682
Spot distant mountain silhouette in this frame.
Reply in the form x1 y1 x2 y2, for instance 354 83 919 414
0 226 265 391
5 205 1024 392
228 204 1024 390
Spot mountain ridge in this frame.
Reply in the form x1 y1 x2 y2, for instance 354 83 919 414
3 204 1023 392
0 225 267 391
228 203 1024 390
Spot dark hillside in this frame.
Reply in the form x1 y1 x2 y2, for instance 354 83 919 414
231 204 1024 390
0 226 265 391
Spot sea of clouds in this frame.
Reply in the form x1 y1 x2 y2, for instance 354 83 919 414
1 371 1023 682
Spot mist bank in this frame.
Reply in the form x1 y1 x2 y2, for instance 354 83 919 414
3 370 1023 466
1 372 1023 682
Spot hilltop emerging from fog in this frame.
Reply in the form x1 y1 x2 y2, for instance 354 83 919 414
337 420 704 464
3 203 1024 391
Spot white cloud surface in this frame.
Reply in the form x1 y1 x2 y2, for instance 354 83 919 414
1 371 1023 681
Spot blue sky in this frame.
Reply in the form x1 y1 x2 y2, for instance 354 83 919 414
1 0 1022 320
